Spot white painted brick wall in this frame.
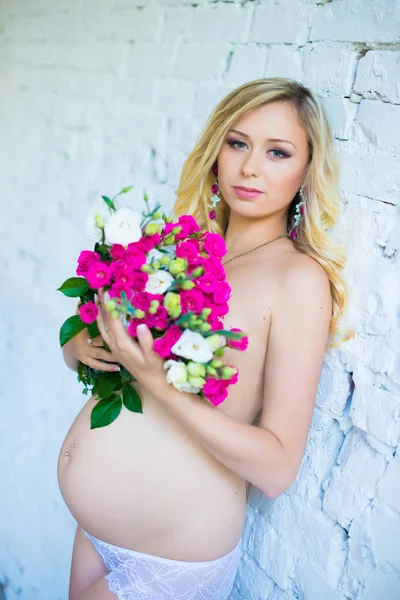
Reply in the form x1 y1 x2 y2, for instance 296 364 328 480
1 0 399 599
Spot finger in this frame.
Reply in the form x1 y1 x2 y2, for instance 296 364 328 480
86 358 121 372
91 335 107 348
91 348 120 363
96 294 112 346
136 324 155 359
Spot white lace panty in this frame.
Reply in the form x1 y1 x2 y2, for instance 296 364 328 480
82 528 242 600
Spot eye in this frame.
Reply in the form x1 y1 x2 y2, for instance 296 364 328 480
227 139 248 150
269 149 290 159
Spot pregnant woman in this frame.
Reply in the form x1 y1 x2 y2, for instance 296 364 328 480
58 77 353 600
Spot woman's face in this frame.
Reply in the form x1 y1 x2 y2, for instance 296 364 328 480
216 101 310 220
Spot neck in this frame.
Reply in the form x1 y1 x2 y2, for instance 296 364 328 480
223 211 289 255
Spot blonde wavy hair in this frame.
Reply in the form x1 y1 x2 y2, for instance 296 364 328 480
172 78 355 351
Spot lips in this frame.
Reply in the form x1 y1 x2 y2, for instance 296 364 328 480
235 186 263 193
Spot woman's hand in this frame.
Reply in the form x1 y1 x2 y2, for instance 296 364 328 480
96 288 168 397
62 327 121 372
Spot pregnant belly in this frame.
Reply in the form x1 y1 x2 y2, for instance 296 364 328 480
57 387 247 561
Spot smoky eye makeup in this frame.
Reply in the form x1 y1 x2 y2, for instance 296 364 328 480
226 138 291 158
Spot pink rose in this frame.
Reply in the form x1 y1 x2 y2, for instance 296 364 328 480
180 289 205 315
162 221 179 237
187 256 205 276
79 301 99 324
109 281 133 301
76 250 100 276
196 274 218 294
227 327 249 351
153 325 183 358
202 378 229 406
201 232 227 259
110 262 134 285
132 291 152 311
148 305 168 330
203 256 226 281
110 244 126 261
176 239 200 263
135 233 161 253
213 281 231 304
178 215 200 235
131 271 149 292
210 319 224 331
203 294 228 320
86 262 111 289
125 244 147 269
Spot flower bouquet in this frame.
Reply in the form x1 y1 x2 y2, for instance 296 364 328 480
58 186 248 429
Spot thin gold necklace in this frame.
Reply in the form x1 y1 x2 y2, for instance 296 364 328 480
222 232 290 266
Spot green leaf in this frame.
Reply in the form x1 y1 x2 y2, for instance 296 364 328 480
121 185 134 193
96 372 120 398
59 315 87 347
57 277 89 297
207 329 247 340
87 320 100 339
122 384 143 414
101 195 116 211
120 366 134 381
90 395 122 429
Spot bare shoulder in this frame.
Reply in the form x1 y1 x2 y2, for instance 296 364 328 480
274 248 332 313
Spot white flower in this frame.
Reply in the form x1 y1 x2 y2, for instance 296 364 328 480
104 208 142 247
145 269 174 294
164 360 201 393
85 201 111 243
171 329 214 363
146 248 164 264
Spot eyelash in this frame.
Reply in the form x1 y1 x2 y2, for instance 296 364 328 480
227 139 290 159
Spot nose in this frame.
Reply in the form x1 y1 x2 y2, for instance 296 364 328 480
241 150 262 178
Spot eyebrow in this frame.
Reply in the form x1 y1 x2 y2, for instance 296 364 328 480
228 129 297 150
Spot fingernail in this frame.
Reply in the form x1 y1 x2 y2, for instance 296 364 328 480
137 324 147 332
113 366 120 372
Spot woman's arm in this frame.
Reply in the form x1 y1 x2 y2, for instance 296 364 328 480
150 380 290 499
150 257 332 499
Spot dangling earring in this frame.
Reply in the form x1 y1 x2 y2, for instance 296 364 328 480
288 187 306 240
209 163 221 220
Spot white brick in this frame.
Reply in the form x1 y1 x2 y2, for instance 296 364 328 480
295 555 343 600
174 42 230 80
126 41 175 77
320 96 358 141
378 457 400 513
370 505 400 571
154 77 196 116
323 465 371 529
310 0 400 43
350 379 400 448
337 144 400 205
54 42 127 75
252 524 295 589
109 6 164 42
189 3 252 44
301 42 359 97
354 51 400 104
162 6 194 42
250 2 313 45
354 99 400 153
265 45 301 81
360 566 400 600
223 45 268 87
